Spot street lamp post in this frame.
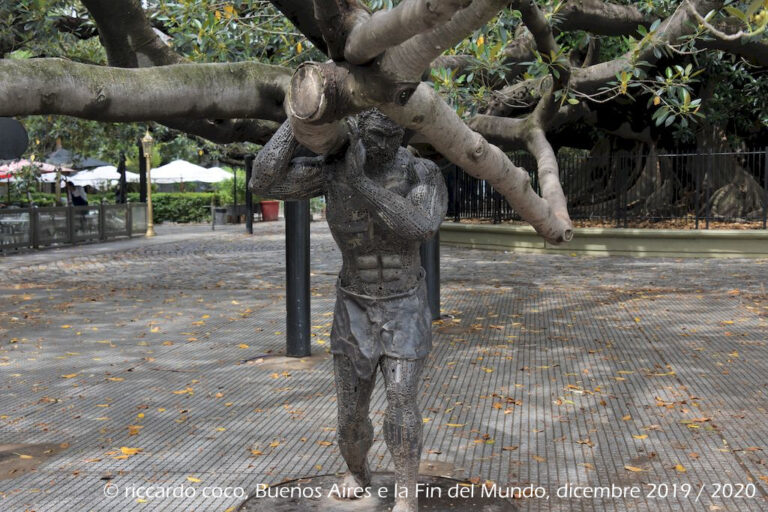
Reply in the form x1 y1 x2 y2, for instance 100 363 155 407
141 130 156 237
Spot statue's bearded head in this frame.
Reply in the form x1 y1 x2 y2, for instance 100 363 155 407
357 108 404 163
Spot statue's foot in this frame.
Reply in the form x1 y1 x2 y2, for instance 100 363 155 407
392 497 418 512
334 472 370 500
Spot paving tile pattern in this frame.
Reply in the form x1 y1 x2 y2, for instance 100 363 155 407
0 222 766 511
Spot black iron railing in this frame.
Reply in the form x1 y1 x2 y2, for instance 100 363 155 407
446 148 768 229
0 203 147 252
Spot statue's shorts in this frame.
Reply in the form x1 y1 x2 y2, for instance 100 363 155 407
330 269 432 379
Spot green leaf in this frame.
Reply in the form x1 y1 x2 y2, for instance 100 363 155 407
724 6 749 25
747 0 763 17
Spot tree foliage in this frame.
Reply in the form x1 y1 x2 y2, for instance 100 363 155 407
1 0 767 236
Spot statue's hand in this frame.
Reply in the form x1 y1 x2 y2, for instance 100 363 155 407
343 117 365 181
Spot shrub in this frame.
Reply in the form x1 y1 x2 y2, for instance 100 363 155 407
126 192 218 223
214 167 245 205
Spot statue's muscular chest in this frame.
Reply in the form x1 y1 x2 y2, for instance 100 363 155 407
325 159 411 252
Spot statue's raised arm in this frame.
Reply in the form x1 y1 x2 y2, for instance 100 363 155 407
249 119 327 200
342 120 448 241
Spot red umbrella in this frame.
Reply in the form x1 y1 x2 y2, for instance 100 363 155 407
0 159 72 179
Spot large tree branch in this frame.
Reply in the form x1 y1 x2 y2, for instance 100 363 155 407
428 0 650 76
684 1 768 66
0 59 290 123
379 0 510 81
344 0 471 65
487 0 722 115
80 0 286 144
160 119 282 145
383 83 573 243
267 0 329 54
556 0 652 36
571 0 720 94
469 91 589 147
699 37 768 66
81 0 182 67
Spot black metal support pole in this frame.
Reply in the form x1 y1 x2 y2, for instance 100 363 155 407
118 152 127 203
285 199 311 357
420 231 441 321
138 140 147 203
453 166 460 222
763 146 768 230
706 151 712 229
244 155 254 235
233 167 238 224
694 153 700 229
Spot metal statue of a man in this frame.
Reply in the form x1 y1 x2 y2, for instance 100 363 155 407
250 108 448 512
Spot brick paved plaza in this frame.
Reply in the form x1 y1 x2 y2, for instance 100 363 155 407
1 222 767 511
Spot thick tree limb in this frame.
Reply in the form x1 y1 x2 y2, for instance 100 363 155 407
469 99 589 149
268 0 330 54
525 127 568 222
0 58 290 122
428 31 533 85
518 0 559 64
571 0 720 94
556 0 652 36
380 0 510 81
160 119 282 145
344 0 471 65
79 0 288 144
684 1 768 66
81 0 182 67
699 37 768 66
383 83 573 244
311 0 369 60
488 0 722 115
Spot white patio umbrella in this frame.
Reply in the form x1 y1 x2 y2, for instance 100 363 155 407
202 167 236 183
64 166 139 187
151 160 232 184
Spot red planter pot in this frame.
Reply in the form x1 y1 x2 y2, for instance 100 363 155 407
260 200 279 221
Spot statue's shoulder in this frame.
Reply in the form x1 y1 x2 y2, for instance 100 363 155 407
399 147 438 184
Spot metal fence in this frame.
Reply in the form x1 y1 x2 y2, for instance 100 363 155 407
446 148 768 228
0 203 147 252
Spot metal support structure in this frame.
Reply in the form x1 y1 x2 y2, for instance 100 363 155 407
706 151 712 230
763 147 768 230
30 207 39 249
285 200 311 357
141 131 156 237
244 155 254 235
452 165 461 223
98 201 106 240
695 153 701 230
210 197 216 231
117 152 127 204
233 166 239 223
492 190 502 225
126 204 133 238
138 140 147 204
420 232 441 321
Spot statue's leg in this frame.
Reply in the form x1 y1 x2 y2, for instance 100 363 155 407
380 356 425 512
333 353 376 490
